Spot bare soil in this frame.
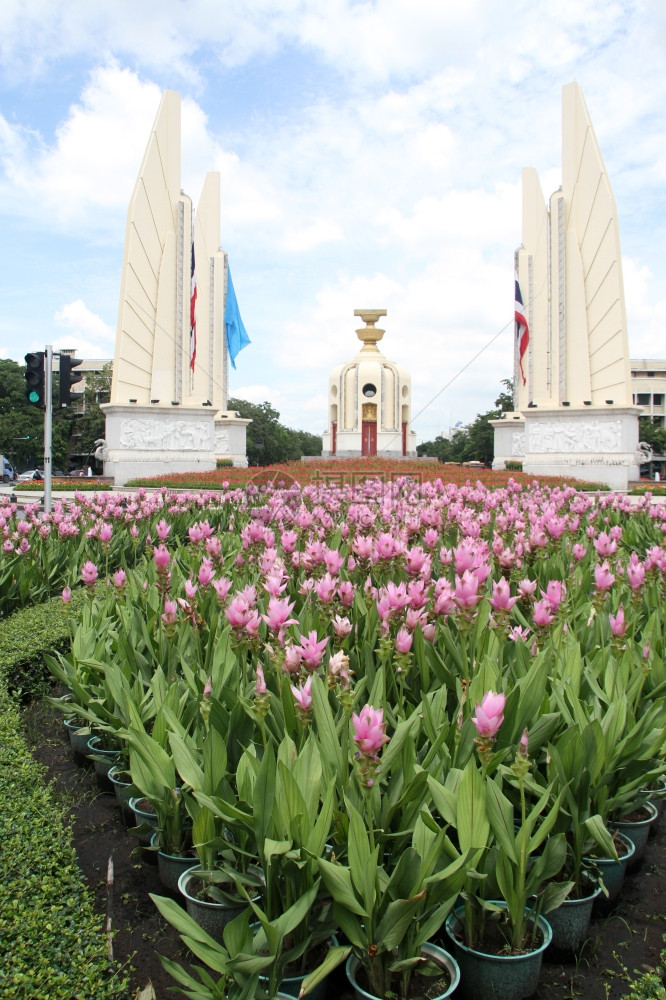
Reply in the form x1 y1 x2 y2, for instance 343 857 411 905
22 699 666 1000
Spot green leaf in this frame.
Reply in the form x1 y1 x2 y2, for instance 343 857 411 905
456 760 489 851
300 944 352 996
318 858 367 917
375 894 427 951
485 779 517 863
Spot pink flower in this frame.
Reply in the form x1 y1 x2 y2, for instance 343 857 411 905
328 649 351 689
352 704 390 757
262 596 298 642
517 578 537 599
198 558 215 588
508 625 531 643
433 580 456 617
156 519 171 540
297 630 329 670
337 581 354 607
532 598 556 627
471 691 506 739
626 553 645 590
81 560 98 587
542 580 566 612
99 523 113 544
61 586 72 604
405 545 427 575
153 545 170 570
314 573 337 603
213 577 232 602
454 571 482 610
226 595 250 628
282 644 303 675
519 728 529 756
184 579 198 601
255 666 267 696
609 605 627 637
324 548 344 575
593 531 617 557
421 621 436 642
162 598 178 625
594 560 615 592
113 568 126 589
394 627 413 654
488 578 518 614
332 615 352 638
280 529 298 553
291 675 313 712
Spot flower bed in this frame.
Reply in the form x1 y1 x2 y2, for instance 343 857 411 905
3 473 665 999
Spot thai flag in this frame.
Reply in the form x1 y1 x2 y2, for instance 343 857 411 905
189 242 197 373
515 269 529 386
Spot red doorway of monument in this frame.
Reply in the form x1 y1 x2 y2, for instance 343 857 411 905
362 421 377 456
331 422 337 456
402 422 407 456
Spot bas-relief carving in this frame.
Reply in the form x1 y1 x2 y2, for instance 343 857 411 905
215 428 230 454
511 432 526 457
120 418 212 451
527 419 622 453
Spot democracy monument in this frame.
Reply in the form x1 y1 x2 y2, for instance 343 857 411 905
492 83 642 491
101 90 249 486
321 310 416 458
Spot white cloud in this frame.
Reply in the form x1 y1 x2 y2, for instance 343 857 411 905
0 65 162 233
53 299 115 357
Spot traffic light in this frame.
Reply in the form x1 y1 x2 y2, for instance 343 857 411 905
59 354 84 407
24 352 45 406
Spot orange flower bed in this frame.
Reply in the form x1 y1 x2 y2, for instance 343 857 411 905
127 458 608 492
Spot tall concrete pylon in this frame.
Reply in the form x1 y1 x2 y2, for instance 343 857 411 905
494 83 640 490
102 91 249 485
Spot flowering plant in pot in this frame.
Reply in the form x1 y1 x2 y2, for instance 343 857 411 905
442 692 573 955
302 797 467 1000
191 733 336 975
151 883 321 1000
547 724 621 896
125 727 193 856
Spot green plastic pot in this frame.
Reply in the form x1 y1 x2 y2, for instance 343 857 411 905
444 902 551 1000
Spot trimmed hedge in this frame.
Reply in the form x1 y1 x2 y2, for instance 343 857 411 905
0 688 129 1000
0 588 88 702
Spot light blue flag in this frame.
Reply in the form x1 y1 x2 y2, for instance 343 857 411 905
224 268 251 369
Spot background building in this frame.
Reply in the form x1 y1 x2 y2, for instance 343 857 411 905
631 360 666 428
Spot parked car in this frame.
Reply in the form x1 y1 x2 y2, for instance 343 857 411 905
17 469 43 482
66 468 88 477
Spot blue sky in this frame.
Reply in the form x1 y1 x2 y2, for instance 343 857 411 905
1 0 665 444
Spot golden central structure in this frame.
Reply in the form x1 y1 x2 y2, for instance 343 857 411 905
322 310 416 458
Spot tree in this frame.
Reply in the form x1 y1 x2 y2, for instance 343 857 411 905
0 359 47 470
228 398 320 466
288 427 322 457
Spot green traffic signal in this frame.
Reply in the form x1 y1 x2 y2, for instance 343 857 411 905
24 352 45 407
